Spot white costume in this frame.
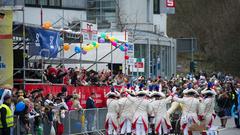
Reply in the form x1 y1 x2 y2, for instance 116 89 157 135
105 92 120 135
127 91 152 135
200 90 216 129
173 89 201 135
118 96 134 134
151 92 172 135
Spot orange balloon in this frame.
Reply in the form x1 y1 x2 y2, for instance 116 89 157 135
42 21 52 29
63 44 70 51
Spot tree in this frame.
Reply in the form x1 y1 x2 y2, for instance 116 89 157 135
168 0 240 75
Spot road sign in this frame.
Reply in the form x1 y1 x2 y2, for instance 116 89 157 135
128 58 145 72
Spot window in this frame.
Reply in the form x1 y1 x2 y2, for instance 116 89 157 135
25 0 61 7
49 0 61 7
153 0 160 14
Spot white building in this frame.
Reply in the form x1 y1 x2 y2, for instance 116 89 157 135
10 0 176 78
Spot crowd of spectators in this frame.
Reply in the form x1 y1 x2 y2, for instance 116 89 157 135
42 65 128 86
2 71 240 134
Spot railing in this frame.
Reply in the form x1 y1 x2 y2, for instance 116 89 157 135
14 108 108 135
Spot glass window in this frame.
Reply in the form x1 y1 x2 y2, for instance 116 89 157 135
49 0 61 6
25 0 36 5
153 0 160 14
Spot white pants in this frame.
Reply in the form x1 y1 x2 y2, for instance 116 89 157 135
157 120 168 135
108 118 117 135
136 117 146 135
120 119 132 134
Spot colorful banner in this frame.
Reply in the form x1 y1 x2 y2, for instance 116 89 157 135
0 10 13 86
27 27 60 58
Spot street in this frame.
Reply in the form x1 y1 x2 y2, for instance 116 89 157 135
213 117 240 135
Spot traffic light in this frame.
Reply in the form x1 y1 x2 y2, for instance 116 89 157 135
190 61 197 73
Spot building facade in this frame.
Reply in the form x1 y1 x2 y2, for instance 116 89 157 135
10 0 176 78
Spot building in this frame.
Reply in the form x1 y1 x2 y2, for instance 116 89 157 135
8 0 176 78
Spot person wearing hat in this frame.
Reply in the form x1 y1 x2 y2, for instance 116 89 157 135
200 89 217 133
118 88 134 135
173 88 201 135
105 90 120 135
127 90 152 135
0 94 13 135
0 84 12 105
150 91 172 135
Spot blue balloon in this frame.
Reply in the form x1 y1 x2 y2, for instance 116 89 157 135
75 46 81 53
15 101 25 112
124 43 129 47
119 45 125 51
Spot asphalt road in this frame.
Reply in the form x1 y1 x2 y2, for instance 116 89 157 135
213 117 240 135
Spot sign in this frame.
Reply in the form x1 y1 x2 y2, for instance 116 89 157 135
0 10 13 86
127 43 134 58
128 58 145 72
166 0 175 7
160 0 175 14
27 27 60 58
81 22 98 42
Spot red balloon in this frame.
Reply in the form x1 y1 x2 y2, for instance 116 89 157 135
124 55 129 60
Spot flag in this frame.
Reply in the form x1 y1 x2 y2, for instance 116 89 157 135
27 27 60 58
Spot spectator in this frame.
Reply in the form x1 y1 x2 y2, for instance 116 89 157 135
71 94 81 110
86 92 96 131
0 95 13 135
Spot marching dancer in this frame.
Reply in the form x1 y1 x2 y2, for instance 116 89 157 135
127 90 152 135
118 88 135 135
151 91 172 135
105 89 120 135
173 88 201 135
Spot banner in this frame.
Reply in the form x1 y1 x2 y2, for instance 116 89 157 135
27 27 60 58
0 10 13 86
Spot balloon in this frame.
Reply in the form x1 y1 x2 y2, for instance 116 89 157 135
63 44 70 51
92 42 97 47
111 41 117 47
124 55 129 60
15 101 26 112
42 21 52 29
124 43 129 47
95 43 100 48
99 38 105 43
114 38 119 42
74 46 81 53
83 46 91 52
106 35 110 40
82 50 87 55
124 46 128 52
109 37 115 42
88 44 95 50
101 33 106 38
119 45 125 51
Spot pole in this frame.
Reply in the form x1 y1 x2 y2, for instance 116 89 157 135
96 48 98 71
40 3 43 26
191 38 194 62
23 6 26 90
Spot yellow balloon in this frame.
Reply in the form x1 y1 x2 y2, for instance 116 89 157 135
109 37 115 42
83 46 91 52
95 43 99 48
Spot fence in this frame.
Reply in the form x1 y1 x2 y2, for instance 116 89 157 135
14 108 108 135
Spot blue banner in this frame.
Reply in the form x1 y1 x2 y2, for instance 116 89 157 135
27 27 60 58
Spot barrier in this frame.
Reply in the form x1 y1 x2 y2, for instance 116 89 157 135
25 84 123 108
14 108 107 135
